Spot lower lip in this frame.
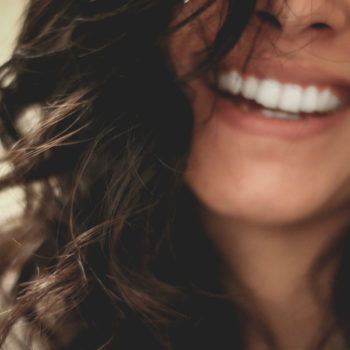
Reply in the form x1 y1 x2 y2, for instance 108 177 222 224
213 92 349 140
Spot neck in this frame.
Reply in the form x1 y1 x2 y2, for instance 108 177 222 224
199 207 349 350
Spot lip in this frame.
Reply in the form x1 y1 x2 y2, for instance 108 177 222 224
210 86 350 140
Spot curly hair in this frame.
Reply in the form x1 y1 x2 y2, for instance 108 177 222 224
3 0 339 349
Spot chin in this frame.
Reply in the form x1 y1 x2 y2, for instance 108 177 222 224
185 172 335 228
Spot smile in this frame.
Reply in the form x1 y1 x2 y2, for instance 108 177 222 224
205 68 350 139
217 70 347 120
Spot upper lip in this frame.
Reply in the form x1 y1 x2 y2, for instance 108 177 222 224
218 59 350 99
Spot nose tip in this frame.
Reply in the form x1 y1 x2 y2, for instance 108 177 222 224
256 0 348 36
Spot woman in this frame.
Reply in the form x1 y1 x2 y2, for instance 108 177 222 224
0 0 348 349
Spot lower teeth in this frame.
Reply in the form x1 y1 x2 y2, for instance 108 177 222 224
237 97 331 120
261 109 300 120
238 98 302 120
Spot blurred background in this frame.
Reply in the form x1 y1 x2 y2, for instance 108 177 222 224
0 0 28 222
0 0 26 64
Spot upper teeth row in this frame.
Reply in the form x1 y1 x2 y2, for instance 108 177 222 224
218 71 343 114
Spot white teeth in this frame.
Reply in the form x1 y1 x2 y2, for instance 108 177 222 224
317 89 332 113
300 86 318 113
328 94 342 111
231 71 243 94
279 84 303 113
218 70 343 115
317 89 341 113
256 80 281 109
242 77 259 100
218 71 242 94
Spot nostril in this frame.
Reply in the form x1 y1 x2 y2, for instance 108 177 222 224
310 22 331 30
255 10 282 29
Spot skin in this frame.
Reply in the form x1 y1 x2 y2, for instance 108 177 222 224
166 0 350 349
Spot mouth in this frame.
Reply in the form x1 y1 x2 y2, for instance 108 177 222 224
214 70 349 120
205 69 350 139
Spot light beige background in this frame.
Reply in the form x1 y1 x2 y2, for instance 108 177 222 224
0 0 27 65
0 0 28 222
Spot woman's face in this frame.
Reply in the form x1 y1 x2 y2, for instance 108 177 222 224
167 0 350 227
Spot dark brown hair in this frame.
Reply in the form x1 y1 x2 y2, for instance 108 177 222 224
4 0 347 349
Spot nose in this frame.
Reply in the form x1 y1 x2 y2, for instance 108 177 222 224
256 0 349 36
